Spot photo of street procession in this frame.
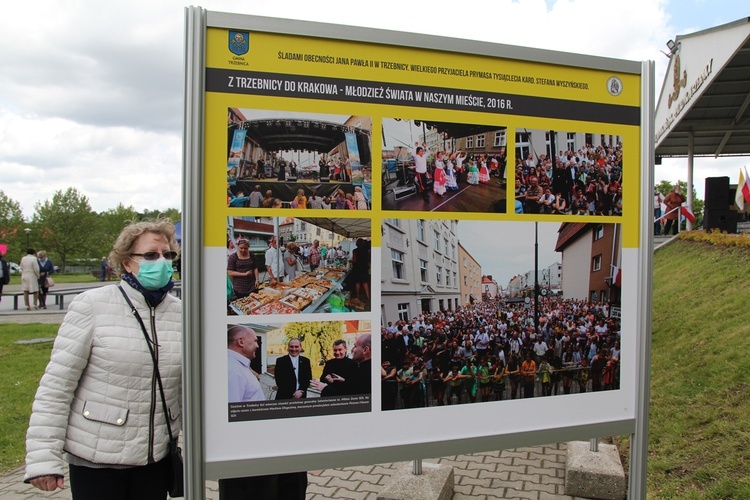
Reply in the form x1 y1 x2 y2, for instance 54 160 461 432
226 216 371 316
227 320 372 422
227 108 372 209
513 128 623 216
381 118 507 213
380 219 622 410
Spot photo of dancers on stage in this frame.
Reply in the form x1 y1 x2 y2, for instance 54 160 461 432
227 108 373 210
381 118 506 213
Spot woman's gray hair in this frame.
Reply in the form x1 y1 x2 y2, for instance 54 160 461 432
108 219 180 275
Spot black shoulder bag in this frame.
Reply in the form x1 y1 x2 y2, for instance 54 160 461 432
118 286 184 498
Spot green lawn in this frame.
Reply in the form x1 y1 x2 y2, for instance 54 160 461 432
0 324 59 471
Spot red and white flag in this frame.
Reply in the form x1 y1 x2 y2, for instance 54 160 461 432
736 167 750 211
680 204 695 224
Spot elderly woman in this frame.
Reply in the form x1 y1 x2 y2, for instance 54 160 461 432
283 242 299 281
20 248 41 310
24 219 182 499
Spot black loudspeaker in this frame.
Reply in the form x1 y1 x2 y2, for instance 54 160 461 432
286 176 297 182
705 177 730 209
320 177 330 182
704 209 737 233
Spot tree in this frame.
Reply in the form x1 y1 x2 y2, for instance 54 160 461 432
283 321 343 368
32 188 99 272
0 190 26 261
656 179 704 229
140 208 181 223
95 204 141 259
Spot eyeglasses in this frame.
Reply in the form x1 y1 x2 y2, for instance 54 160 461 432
131 251 178 261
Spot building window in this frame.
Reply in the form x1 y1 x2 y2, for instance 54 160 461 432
467 136 474 148
567 132 575 151
397 303 409 322
453 272 457 288
443 238 449 254
392 250 405 279
417 219 425 242
476 134 485 148
545 131 552 158
464 275 468 285
439 299 444 311
436 266 442 285
592 254 602 272
594 224 604 241
493 130 505 147
387 218 401 228
451 244 456 260
515 132 530 160
434 230 440 250
419 259 428 283
590 290 598 302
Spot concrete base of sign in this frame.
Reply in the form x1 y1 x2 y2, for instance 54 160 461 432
565 441 626 500
377 462 454 500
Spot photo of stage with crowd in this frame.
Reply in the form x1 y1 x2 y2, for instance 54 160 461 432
227 108 372 210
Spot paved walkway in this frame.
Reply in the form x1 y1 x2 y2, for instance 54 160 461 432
2 444 579 499
1 288 583 499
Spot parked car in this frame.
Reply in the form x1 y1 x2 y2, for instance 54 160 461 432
9 262 21 274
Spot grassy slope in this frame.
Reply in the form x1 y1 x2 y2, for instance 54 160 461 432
649 239 750 498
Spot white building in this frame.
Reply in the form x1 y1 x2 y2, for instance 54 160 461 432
381 218 461 324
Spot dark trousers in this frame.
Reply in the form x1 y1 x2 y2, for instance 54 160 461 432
664 218 678 235
68 456 169 500
219 472 307 500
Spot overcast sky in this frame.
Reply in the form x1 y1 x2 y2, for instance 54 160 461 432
1 0 748 217
457 221 561 287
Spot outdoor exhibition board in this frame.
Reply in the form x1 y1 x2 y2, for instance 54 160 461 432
183 7 653 495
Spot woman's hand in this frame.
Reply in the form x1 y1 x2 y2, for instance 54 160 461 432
30 475 64 491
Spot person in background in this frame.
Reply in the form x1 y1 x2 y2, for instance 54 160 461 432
227 238 258 299
0 252 10 301
663 184 685 235
36 250 55 310
264 237 282 284
283 242 299 281
99 256 109 281
24 219 181 498
20 248 40 311
654 188 665 235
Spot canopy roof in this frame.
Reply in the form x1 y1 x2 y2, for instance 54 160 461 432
655 18 750 158
234 119 370 154
296 217 371 239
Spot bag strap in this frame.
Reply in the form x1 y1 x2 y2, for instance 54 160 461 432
117 286 174 442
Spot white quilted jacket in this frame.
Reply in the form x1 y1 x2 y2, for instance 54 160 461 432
24 281 182 482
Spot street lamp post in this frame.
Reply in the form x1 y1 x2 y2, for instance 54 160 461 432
24 228 31 249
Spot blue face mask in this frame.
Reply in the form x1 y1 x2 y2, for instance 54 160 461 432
135 258 173 290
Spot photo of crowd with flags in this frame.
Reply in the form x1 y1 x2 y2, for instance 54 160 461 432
381 298 621 409
380 220 623 410
514 129 623 216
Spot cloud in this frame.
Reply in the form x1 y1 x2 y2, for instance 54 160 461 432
0 110 180 215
